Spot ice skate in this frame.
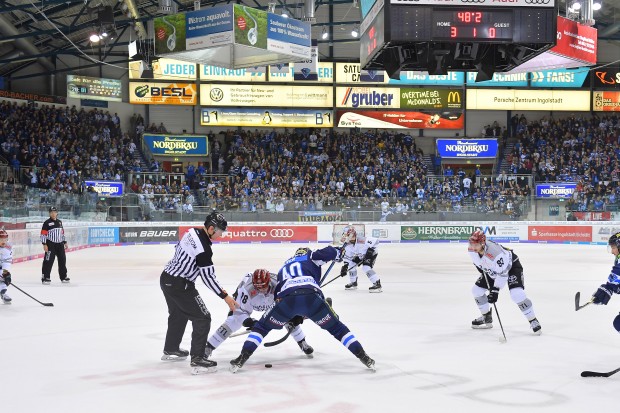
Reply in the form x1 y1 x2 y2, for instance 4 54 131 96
344 281 358 290
529 318 542 335
471 309 493 329
161 348 189 361
369 280 382 293
229 350 251 373
297 339 314 358
190 356 217 375
61 278 71 284
42 277 51 285
1 289 11 304
356 350 376 371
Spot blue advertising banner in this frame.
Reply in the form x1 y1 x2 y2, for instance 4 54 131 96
88 227 119 244
84 180 124 197
466 72 528 87
267 13 311 47
186 6 233 40
530 68 590 88
436 139 498 158
388 71 465 86
536 183 577 198
143 134 208 156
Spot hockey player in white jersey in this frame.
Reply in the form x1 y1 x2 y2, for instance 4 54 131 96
468 230 541 334
204 269 314 358
339 226 382 292
0 229 13 304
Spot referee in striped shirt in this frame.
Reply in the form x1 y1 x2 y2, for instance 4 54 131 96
160 211 238 374
41 206 69 284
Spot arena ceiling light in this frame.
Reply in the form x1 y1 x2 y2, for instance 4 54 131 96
321 26 328 40
571 1 582 10
351 25 359 38
593 1 602 11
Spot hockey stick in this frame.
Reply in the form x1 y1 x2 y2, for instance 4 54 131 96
264 298 333 348
574 292 593 311
481 272 507 343
230 329 251 338
581 366 620 378
11 283 54 307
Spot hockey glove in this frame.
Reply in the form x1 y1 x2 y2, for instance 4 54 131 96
335 246 346 262
362 248 377 267
289 315 304 326
242 318 257 329
487 287 500 304
339 263 349 277
351 256 363 266
1 271 10 286
592 284 613 305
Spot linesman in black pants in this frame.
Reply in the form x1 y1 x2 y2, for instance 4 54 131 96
160 211 238 374
41 206 69 284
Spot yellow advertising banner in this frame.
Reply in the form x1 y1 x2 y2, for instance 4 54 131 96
200 84 333 107
466 89 590 111
129 82 197 105
200 108 333 127
593 91 620 112
128 58 197 80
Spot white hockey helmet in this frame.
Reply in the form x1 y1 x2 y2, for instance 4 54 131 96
340 225 357 244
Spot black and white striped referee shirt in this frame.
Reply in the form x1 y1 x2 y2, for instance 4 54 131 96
164 228 227 298
40 218 66 244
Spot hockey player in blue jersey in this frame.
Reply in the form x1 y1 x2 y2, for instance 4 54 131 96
229 245 376 372
590 231 620 333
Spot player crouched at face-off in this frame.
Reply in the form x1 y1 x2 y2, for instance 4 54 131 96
204 269 314 359
229 246 376 373
468 230 542 335
339 226 382 292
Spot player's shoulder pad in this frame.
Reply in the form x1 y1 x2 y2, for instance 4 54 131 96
364 236 379 247
484 241 504 260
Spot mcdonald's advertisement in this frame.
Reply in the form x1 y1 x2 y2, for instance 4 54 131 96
466 89 590 111
593 91 620 112
129 82 197 105
400 88 463 109
201 108 333 127
336 110 463 129
143 134 208 156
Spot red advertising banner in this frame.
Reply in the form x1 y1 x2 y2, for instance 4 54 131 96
593 91 620 112
527 226 592 242
178 225 317 242
572 211 612 221
336 110 464 129
552 16 597 64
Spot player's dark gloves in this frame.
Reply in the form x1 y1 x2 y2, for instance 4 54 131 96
487 287 500 304
242 318 257 329
592 285 612 305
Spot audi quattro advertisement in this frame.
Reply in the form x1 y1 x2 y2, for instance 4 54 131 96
179 225 317 242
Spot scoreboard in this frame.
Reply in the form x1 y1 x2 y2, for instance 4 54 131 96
360 0 557 74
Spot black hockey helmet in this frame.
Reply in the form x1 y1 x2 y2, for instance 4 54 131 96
49 206 58 212
204 211 227 231
608 232 620 248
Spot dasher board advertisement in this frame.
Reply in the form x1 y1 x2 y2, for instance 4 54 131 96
201 108 333 127
593 91 620 112
336 110 463 129
200 84 332 107
129 82 197 105
466 89 590 111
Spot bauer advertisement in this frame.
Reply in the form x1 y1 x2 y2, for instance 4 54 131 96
336 110 463 129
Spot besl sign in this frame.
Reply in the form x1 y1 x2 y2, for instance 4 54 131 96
129 82 196 105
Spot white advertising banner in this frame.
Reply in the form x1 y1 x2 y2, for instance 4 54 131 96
200 108 333 127
129 58 197 80
200 65 267 82
466 89 590 111
200 84 333 107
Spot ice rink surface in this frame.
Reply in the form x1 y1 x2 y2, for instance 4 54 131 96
3 242 619 413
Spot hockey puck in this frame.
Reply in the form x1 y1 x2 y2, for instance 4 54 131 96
265 363 273 368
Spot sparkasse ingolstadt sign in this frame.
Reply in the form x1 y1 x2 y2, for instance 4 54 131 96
401 225 475 241
143 134 208 156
